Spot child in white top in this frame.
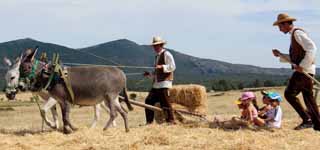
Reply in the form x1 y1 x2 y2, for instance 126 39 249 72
255 92 283 128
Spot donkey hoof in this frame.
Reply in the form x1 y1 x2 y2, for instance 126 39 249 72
51 125 58 130
72 127 78 131
48 123 57 129
63 127 73 134
125 129 130 132
63 129 72 134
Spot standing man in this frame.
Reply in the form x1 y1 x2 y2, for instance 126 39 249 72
272 13 320 131
144 36 176 124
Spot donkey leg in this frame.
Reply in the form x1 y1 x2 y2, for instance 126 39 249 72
90 103 101 128
41 97 58 129
103 95 118 131
102 101 117 127
114 96 129 132
50 105 59 129
65 102 78 131
60 101 74 134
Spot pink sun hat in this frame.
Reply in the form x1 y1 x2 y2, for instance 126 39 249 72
234 92 256 104
240 92 256 101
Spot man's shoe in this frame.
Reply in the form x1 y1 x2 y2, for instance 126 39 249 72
167 120 177 125
294 122 313 130
139 122 153 127
314 128 320 131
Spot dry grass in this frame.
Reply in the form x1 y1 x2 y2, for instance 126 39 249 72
0 88 320 150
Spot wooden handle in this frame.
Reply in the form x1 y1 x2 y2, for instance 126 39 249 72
278 53 320 86
118 96 163 112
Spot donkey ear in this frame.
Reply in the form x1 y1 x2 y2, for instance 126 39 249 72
3 57 12 67
11 56 23 70
12 53 23 69
22 47 38 62
22 49 34 62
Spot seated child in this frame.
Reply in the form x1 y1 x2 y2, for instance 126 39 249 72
234 91 260 125
258 91 273 119
255 92 283 128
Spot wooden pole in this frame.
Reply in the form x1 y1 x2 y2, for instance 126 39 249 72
278 53 320 86
118 96 163 112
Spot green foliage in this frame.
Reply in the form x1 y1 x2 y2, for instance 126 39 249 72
263 80 276 87
252 79 263 87
237 82 244 90
129 93 137 100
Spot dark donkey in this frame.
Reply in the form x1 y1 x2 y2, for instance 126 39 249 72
4 49 134 134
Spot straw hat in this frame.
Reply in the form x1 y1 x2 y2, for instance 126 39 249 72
273 13 296 26
151 36 166 46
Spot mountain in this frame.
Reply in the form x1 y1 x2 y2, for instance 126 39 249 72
78 39 293 76
0 38 108 65
1 38 294 75
0 38 299 90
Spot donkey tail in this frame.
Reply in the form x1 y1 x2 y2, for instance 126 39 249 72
123 88 134 111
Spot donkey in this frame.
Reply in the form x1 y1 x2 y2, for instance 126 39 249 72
4 56 117 130
4 50 131 134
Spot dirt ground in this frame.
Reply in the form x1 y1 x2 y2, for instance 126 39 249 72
0 88 320 150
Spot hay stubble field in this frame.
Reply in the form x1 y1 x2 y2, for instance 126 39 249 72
0 88 320 150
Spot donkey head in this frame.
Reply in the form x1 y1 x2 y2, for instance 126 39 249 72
3 56 22 100
3 48 39 100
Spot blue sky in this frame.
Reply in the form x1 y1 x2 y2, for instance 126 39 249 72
0 0 319 68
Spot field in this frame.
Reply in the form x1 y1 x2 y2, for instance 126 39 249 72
0 88 320 150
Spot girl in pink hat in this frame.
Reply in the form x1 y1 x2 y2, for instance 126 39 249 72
235 92 260 125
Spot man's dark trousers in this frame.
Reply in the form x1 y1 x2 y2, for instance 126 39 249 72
285 71 320 130
145 88 174 123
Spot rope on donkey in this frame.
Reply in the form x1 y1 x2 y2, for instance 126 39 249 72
63 62 155 69
32 94 45 132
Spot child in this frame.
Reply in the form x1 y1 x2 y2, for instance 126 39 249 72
256 92 283 128
258 91 273 119
234 91 260 125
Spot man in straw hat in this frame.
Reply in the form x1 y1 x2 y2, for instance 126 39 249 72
143 36 176 124
272 13 320 131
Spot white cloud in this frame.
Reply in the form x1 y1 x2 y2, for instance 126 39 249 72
0 0 319 67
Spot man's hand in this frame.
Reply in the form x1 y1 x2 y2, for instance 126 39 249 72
293 64 303 73
156 65 163 69
272 49 281 57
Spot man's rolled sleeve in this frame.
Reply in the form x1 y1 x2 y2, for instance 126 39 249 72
295 30 317 69
163 51 176 73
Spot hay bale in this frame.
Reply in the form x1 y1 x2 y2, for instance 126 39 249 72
169 84 207 115
154 84 208 123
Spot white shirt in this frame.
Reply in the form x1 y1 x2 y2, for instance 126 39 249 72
153 49 176 89
266 106 282 128
280 27 317 74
